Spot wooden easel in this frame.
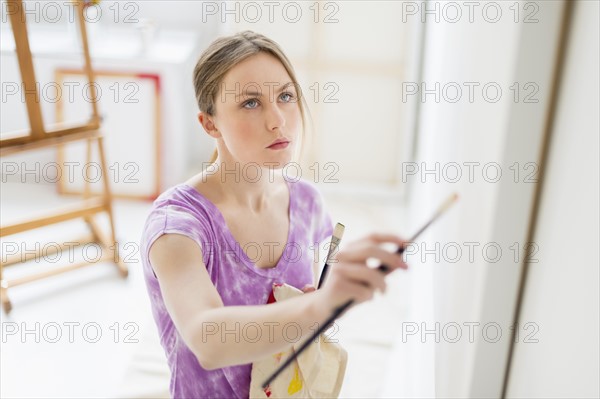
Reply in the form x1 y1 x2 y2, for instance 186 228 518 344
0 0 127 314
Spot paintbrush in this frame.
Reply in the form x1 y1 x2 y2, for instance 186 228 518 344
377 192 459 273
261 192 459 389
317 223 345 289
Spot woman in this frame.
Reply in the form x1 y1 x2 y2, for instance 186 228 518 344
140 30 409 398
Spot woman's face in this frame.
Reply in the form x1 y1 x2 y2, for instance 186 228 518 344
207 52 301 168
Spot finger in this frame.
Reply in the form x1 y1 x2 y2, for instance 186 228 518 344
369 247 409 271
368 247 409 271
337 263 387 293
354 284 375 302
302 285 316 293
338 280 373 303
367 232 411 248
344 245 408 271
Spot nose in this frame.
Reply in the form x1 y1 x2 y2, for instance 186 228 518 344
265 102 286 132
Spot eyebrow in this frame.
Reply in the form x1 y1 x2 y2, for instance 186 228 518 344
236 82 295 101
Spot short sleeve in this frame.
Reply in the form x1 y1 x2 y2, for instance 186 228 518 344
141 203 215 279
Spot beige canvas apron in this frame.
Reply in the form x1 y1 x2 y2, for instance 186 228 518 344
249 284 348 398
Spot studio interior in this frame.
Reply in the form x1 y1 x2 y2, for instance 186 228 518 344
1 1 598 398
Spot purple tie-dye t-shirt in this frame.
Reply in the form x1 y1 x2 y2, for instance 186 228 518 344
140 177 333 399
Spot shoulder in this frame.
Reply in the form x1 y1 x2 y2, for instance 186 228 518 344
142 184 218 243
288 177 326 207
140 183 220 271
150 183 215 218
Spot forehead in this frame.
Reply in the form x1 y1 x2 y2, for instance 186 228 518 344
221 52 293 92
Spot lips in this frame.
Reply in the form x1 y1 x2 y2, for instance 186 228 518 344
267 138 290 148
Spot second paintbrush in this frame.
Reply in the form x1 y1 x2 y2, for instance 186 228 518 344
317 223 345 289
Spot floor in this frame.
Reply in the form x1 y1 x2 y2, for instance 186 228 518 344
0 181 413 398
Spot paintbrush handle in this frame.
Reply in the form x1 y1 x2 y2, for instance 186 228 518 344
262 259 399 389
261 299 353 389
317 225 344 290
375 245 406 274
317 263 330 289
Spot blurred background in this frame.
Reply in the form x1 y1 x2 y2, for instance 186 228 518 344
1 0 598 398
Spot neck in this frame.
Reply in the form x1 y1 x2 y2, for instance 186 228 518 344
204 159 286 214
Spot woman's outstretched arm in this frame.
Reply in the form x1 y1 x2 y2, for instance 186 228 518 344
149 232 407 370
149 233 329 370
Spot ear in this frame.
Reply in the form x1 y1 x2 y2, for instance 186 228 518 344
198 112 221 138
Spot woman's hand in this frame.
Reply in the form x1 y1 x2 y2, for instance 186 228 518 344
314 232 409 313
301 284 316 293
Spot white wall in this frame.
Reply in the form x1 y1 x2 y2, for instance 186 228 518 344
506 1 600 397
383 0 521 394
219 1 420 197
382 1 571 397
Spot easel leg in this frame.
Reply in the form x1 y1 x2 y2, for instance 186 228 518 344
83 138 100 243
1 274 12 314
97 135 128 278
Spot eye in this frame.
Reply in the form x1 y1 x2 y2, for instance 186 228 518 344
279 92 296 103
242 99 259 109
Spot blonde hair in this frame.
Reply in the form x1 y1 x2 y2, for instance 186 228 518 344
193 30 309 164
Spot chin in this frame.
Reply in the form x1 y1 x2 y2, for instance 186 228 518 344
260 158 291 170
265 150 295 164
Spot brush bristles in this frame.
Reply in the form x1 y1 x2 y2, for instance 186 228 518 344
438 193 459 214
333 223 345 239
